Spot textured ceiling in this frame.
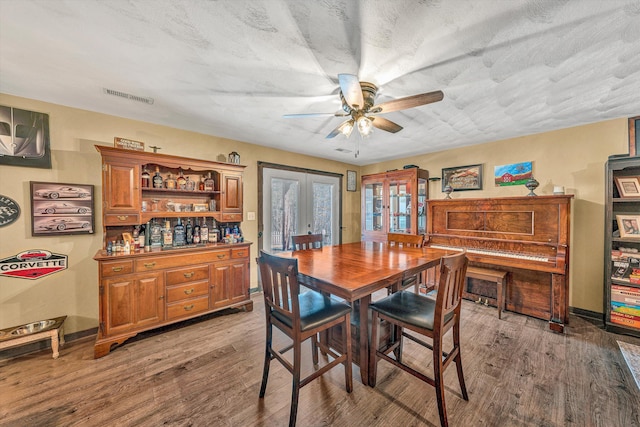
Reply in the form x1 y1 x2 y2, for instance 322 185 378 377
1 0 639 165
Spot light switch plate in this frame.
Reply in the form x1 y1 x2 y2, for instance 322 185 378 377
247 211 256 220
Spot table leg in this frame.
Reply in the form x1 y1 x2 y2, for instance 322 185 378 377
50 330 60 359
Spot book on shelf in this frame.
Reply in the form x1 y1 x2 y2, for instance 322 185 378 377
611 256 640 280
610 311 640 328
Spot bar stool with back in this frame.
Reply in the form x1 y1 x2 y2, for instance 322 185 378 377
387 233 425 293
257 250 353 427
291 233 323 250
369 251 469 427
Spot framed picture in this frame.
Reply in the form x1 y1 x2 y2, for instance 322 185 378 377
347 170 357 192
614 176 640 198
30 182 94 236
442 164 482 191
494 161 532 187
0 105 52 169
617 215 640 238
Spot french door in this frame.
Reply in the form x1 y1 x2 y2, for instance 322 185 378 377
261 166 341 253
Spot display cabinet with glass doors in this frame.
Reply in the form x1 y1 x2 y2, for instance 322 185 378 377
361 168 429 242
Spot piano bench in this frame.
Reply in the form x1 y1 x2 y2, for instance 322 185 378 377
466 266 508 319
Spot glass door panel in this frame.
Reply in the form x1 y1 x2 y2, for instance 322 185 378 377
364 181 384 232
389 179 412 233
417 178 427 234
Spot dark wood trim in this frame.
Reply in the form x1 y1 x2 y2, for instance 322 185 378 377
629 115 639 156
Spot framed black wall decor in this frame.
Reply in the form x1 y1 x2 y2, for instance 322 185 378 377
442 164 483 191
0 105 52 169
30 182 94 236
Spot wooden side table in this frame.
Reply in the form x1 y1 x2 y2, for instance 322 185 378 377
0 315 66 359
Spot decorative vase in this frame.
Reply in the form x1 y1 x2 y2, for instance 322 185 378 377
443 185 453 199
525 177 539 196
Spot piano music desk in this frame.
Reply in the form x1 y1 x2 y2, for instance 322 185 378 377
466 266 509 319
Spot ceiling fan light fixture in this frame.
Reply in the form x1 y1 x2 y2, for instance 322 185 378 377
357 115 373 137
341 120 354 137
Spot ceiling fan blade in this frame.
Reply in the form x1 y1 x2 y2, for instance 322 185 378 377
371 116 403 133
283 112 348 119
326 120 354 139
338 74 364 110
373 90 444 114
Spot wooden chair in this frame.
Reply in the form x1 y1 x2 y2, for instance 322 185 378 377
387 233 425 292
257 250 352 427
369 251 469 427
291 233 323 250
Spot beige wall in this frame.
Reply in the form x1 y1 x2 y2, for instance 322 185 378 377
0 93 630 335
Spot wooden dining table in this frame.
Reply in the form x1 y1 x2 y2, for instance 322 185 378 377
278 241 452 385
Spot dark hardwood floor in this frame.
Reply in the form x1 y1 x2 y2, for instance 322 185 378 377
1 293 639 427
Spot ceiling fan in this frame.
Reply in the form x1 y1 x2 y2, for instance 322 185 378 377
284 73 444 140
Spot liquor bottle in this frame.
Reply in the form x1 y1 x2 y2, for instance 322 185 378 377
193 221 201 244
203 172 215 191
165 173 176 189
200 218 209 243
150 219 163 247
144 222 151 251
124 239 130 254
132 226 140 250
186 218 193 244
186 176 196 191
211 219 219 243
177 168 187 190
106 240 113 254
141 168 151 188
152 166 163 188
138 224 146 249
162 220 173 247
173 218 186 246
198 176 205 191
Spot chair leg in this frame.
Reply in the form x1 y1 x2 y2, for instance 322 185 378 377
433 338 449 427
343 315 353 393
453 324 469 400
289 340 302 427
259 323 273 398
311 333 319 366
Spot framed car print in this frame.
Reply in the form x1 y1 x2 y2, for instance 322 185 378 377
30 181 94 236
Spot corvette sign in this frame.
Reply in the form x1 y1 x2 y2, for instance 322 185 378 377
0 250 68 279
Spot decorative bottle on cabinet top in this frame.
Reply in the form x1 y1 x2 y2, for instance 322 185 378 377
152 167 163 189
141 168 150 188
204 172 215 191
177 168 187 190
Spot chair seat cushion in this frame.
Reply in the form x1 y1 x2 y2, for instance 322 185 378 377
370 291 454 331
273 291 352 332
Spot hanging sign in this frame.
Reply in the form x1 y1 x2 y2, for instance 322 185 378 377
0 250 68 280
0 195 20 227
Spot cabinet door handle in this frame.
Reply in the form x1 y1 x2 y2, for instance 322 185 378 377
111 266 123 272
183 272 194 278
184 304 194 311
144 262 156 268
159 295 164 300
184 288 194 295
236 252 245 256
117 215 128 221
217 254 225 259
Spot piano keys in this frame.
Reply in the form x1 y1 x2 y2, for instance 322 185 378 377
426 195 573 332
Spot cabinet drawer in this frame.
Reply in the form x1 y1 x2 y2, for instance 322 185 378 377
100 260 134 277
166 265 209 286
104 213 140 226
166 280 209 303
166 295 209 320
135 250 229 272
231 248 249 259
221 213 242 222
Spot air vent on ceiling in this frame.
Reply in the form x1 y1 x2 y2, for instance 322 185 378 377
335 148 352 153
103 88 154 105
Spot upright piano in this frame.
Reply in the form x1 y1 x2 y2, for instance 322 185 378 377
425 195 573 332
